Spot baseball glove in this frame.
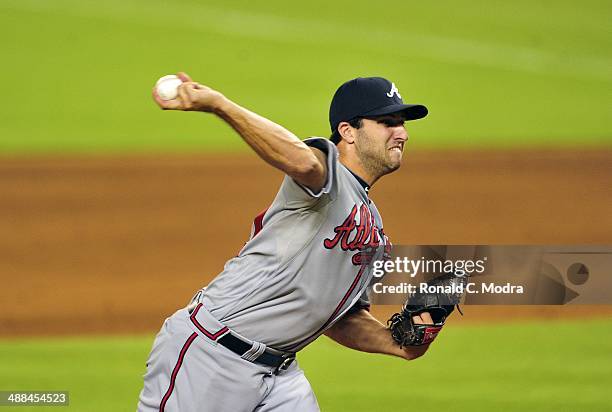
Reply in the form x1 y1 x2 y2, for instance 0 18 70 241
387 273 465 347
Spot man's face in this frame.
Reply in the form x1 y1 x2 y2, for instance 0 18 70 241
353 113 408 176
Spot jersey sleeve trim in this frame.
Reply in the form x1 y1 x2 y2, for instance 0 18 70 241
346 289 371 315
294 137 338 198
346 301 371 315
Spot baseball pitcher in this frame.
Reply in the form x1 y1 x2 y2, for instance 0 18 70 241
137 73 457 412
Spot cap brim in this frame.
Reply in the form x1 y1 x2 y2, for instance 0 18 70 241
362 104 428 121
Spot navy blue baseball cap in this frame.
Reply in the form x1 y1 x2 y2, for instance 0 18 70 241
329 77 428 143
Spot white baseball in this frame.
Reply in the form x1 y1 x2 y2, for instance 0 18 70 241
155 75 183 101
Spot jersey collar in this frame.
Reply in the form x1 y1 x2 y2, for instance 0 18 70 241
345 167 370 194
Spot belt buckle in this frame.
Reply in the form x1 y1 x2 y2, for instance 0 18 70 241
274 355 295 375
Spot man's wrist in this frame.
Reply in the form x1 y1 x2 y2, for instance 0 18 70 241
211 94 231 115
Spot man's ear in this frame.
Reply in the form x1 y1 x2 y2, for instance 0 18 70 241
338 122 356 144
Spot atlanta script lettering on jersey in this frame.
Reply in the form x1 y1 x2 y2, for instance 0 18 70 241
324 203 392 266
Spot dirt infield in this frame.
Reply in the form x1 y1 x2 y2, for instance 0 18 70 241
1 149 611 336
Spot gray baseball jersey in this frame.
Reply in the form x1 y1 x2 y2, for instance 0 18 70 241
138 137 392 412
199 137 391 352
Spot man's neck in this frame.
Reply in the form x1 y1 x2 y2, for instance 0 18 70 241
339 154 378 187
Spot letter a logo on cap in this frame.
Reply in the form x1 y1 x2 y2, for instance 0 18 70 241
386 83 401 99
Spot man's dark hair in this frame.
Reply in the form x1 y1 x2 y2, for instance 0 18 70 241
330 117 363 142
347 117 363 129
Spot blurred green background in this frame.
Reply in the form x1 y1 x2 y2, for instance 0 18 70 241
2 319 612 411
1 0 611 153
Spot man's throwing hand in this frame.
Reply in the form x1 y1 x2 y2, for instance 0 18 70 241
152 72 224 112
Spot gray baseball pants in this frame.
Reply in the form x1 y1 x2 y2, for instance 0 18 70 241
137 307 320 412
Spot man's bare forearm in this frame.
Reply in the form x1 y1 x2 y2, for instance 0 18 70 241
325 309 429 360
152 73 326 191
213 97 326 190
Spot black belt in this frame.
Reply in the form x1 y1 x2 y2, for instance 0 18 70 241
217 333 295 374
186 298 295 374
